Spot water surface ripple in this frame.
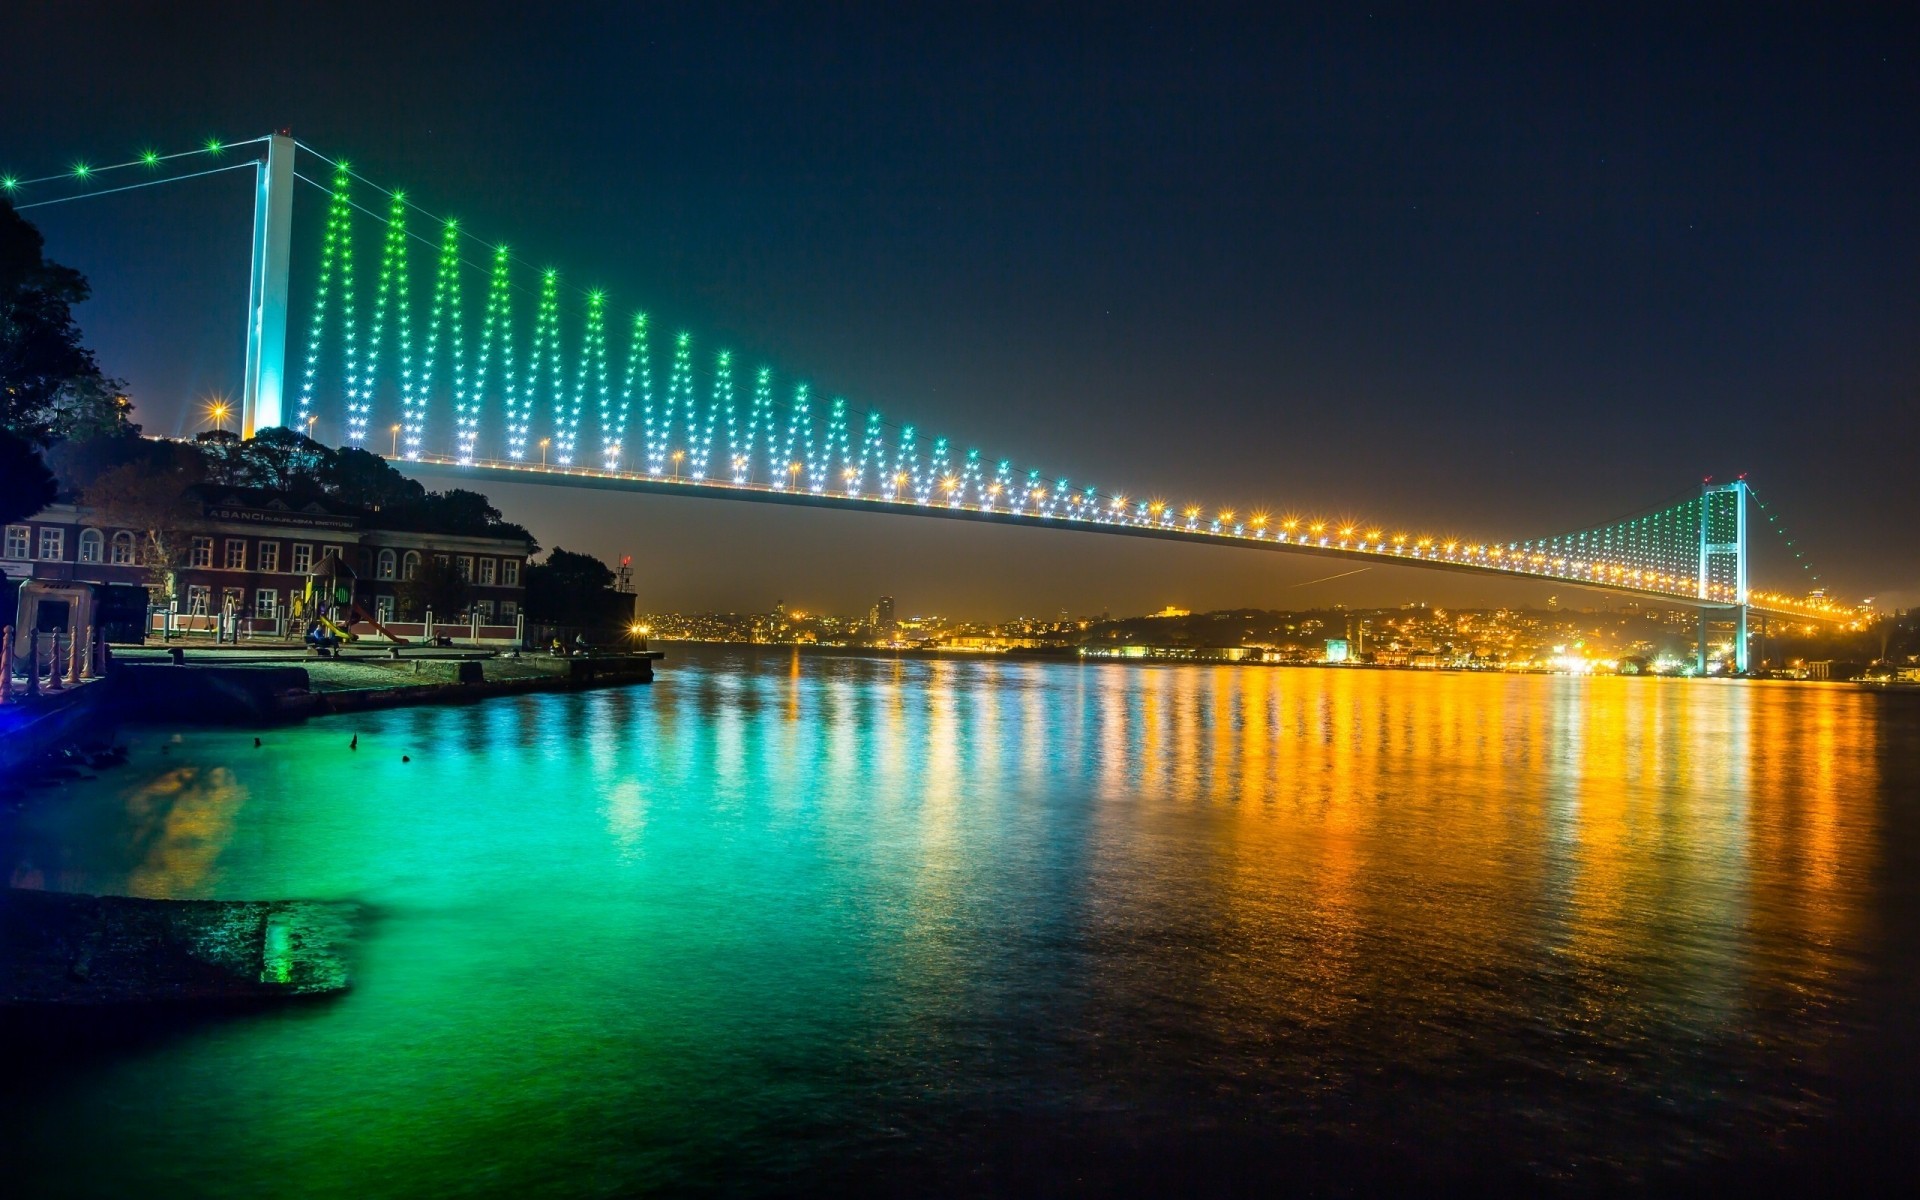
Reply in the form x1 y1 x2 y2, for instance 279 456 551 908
6 647 1916 1195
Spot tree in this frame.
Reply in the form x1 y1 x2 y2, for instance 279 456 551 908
523 547 623 626
82 446 206 600
219 425 330 494
43 372 136 441
319 445 426 512
1 200 104 444
44 429 172 498
399 487 536 543
0 427 56 527
395 553 470 621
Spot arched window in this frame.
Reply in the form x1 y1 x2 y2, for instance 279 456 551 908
110 531 136 565
78 528 104 564
401 551 421 581
377 549 397 580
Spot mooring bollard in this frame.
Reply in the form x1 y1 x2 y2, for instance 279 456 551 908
45 631 64 692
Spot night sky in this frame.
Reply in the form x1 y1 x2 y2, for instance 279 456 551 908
4 3 1915 617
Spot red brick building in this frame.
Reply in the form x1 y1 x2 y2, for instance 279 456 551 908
2 489 533 638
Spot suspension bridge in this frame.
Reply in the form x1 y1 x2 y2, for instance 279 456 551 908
5 132 1860 671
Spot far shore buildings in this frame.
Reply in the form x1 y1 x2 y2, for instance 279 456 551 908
2 488 532 640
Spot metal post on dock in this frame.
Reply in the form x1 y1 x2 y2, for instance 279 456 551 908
45 631 63 692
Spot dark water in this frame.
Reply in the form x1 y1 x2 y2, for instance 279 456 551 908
5 647 1918 1195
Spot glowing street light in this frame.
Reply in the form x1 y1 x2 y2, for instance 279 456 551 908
539 437 551 467
203 396 231 432
390 423 402 457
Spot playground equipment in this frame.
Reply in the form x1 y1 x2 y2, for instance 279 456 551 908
294 550 409 652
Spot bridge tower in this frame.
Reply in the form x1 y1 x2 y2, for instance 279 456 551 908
240 132 296 438
1697 480 1750 673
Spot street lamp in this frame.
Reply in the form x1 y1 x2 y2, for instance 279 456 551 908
204 397 231 432
671 449 685 479
306 415 318 442
539 438 551 467
390 424 402 457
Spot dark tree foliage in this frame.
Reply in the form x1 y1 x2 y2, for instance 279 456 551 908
44 372 137 442
395 554 471 621
0 427 57 527
44 429 181 498
80 441 208 598
524 547 626 626
66 427 537 543
0 200 106 445
319 446 429 512
410 489 505 536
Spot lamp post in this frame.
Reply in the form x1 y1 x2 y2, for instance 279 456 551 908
205 399 231 433
671 449 685 480
390 424 401 457
306 415 318 442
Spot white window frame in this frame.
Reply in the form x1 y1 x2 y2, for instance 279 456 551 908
37 527 64 560
110 531 136 565
377 548 397 580
2 526 27 560
501 558 520 587
374 594 395 622
477 557 497 585
78 528 104 563
254 589 279 618
291 543 313 575
224 539 247 570
456 555 473 581
185 584 211 613
402 551 421 581
190 536 214 568
258 541 280 572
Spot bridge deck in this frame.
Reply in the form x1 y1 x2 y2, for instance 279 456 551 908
402 455 1829 622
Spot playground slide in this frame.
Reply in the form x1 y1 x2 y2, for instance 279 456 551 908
314 613 358 644
347 604 406 644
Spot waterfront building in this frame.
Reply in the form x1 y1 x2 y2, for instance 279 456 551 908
1 489 533 639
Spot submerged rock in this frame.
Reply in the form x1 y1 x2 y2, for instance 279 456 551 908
1 889 357 1006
